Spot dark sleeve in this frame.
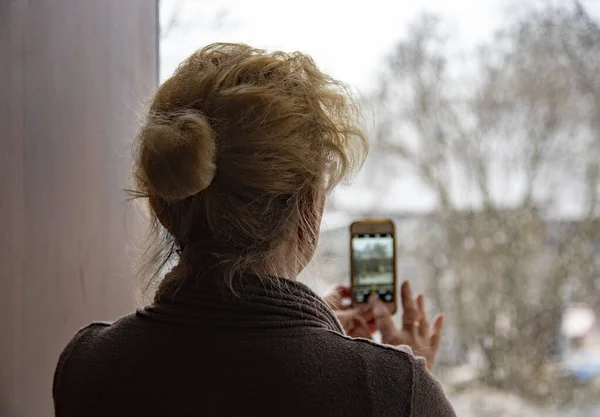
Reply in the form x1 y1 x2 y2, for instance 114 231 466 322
410 357 456 417
52 323 110 416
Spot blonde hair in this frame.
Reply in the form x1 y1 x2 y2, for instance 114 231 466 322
132 43 367 299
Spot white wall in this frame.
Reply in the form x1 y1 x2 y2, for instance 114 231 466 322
0 1 158 415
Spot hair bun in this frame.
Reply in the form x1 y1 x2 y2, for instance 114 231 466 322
139 112 216 201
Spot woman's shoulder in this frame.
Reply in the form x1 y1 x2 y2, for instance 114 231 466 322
53 315 137 395
325 329 419 370
65 321 114 342
59 314 138 351
321 331 456 416
313 331 414 414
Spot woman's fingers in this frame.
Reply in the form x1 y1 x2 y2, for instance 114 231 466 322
401 281 421 334
369 295 399 343
430 314 445 352
416 294 430 337
349 315 372 339
338 309 373 339
338 286 351 299
336 310 355 333
358 280 445 370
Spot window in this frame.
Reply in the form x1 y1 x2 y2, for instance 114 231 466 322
160 1 600 414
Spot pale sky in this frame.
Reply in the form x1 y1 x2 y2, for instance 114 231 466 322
160 0 506 89
159 0 600 224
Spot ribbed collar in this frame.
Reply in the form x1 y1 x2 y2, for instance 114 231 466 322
137 273 344 334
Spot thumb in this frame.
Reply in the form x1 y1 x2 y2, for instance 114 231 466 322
369 295 398 343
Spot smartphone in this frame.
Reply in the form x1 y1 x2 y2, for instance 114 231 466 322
350 219 397 314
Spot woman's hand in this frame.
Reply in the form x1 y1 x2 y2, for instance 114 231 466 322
370 281 444 370
324 282 445 369
324 286 373 339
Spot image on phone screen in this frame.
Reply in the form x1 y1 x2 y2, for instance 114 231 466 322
352 233 395 304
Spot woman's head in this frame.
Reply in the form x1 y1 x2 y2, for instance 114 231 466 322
133 43 367 295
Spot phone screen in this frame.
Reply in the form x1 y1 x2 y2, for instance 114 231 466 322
351 232 395 304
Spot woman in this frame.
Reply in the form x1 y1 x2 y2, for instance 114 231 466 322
53 43 455 416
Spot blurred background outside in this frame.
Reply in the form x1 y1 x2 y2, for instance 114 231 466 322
160 0 600 415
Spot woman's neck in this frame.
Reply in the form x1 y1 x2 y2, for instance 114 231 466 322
253 236 312 281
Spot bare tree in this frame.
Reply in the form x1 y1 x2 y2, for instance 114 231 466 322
373 3 600 400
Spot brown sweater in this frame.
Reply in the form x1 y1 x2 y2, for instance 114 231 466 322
53 274 456 416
